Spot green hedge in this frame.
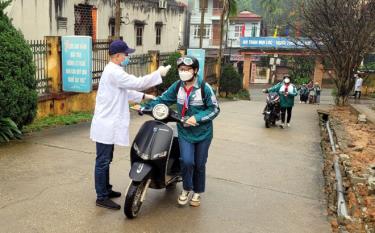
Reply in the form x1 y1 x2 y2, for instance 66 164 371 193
0 0 37 129
157 52 181 94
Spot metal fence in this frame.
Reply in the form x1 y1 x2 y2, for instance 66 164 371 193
28 40 50 96
92 39 110 85
124 53 151 77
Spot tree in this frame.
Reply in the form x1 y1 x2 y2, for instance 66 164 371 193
287 56 315 85
300 0 375 105
237 0 253 12
219 64 242 96
0 0 37 128
218 0 237 90
156 52 181 94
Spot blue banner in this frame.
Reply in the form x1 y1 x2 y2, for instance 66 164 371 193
187 49 205 82
240 37 313 49
62 36 92 93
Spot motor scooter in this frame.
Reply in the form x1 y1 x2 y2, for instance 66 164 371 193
263 90 281 128
124 104 186 219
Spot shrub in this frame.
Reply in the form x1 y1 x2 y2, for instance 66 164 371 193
0 117 22 143
219 64 242 96
157 52 181 94
0 0 37 129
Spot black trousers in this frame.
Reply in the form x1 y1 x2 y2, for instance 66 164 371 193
280 107 293 123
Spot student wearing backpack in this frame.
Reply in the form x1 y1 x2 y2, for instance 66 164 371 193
144 56 220 207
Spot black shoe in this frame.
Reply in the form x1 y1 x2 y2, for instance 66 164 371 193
108 190 121 198
96 198 121 210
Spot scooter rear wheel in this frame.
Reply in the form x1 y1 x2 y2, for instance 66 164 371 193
124 181 146 219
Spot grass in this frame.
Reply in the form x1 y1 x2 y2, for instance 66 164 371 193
23 112 93 133
219 89 251 101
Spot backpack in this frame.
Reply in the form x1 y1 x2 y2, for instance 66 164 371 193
174 80 207 105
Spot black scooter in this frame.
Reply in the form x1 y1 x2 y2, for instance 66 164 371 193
263 91 281 128
124 104 185 219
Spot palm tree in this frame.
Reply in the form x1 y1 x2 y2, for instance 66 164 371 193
218 0 237 90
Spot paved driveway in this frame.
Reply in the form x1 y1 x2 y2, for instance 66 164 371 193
0 99 331 233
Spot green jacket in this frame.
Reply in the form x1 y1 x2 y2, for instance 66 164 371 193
144 78 220 143
268 82 298 108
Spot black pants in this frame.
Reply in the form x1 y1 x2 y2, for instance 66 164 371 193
95 142 114 200
280 107 293 123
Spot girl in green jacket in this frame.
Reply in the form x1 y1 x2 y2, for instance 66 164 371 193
267 76 298 128
144 56 220 207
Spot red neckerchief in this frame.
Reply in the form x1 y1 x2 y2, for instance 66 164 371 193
284 83 290 93
181 85 194 118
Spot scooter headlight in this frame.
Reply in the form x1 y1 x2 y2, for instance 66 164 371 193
152 104 169 120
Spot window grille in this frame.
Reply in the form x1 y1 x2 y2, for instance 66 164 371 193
136 26 143 46
74 4 93 37
155 25 162 45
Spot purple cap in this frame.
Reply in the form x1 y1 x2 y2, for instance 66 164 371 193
109 40 135 55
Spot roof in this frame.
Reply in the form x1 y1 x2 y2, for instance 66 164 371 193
230 11 262 21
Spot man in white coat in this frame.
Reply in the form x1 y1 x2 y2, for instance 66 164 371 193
354 74 363 99
90 40 171 210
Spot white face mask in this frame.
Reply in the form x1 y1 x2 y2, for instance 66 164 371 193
179 71 194 81
284 78 290 84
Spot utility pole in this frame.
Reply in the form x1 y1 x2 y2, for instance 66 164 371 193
115 0 121 39
199 0 206 48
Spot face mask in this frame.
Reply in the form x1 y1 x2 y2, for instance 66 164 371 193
284 78 290 84
179 71 194 81
120 56 130 67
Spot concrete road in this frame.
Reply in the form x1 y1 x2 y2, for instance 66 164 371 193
0 99 331 233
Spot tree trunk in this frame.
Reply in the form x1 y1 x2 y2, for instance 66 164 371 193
199 0 206 48
217 5 226 91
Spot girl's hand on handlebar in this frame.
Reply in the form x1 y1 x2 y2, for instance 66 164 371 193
184 116 198 127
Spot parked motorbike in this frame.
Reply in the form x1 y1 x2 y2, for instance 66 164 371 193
124 104 184 219
263 90 281 128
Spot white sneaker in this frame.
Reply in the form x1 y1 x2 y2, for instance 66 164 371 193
177 190 190 205
287 123 291 127
190 193 201 207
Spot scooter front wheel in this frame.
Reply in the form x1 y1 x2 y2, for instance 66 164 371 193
124 180 146 219
265 119 271 128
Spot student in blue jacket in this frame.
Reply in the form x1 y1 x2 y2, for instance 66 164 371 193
144 56 220 207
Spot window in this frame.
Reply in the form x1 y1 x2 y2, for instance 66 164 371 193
156 25 162 45
234 25 242 38
193 24 210 38
199 0 208 10
136 26 143 46
109 17 115 36
251 23 258 37
213 0 223 9
74 4 93 37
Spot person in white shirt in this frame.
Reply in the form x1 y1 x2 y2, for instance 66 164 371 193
354 74 363 99
90 40 171 210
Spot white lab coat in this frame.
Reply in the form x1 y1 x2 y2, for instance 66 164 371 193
90 62 162 146
355 78 363 91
